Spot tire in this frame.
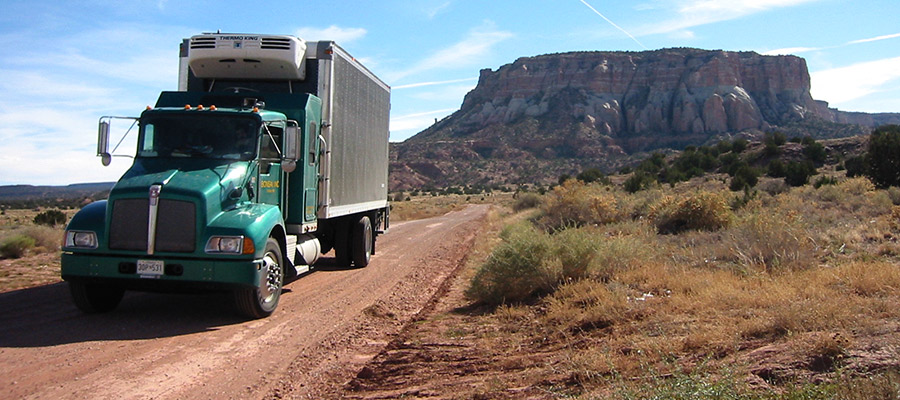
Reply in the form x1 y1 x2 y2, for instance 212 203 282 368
351 215 373 268
234 238 284 319
69 281 125 313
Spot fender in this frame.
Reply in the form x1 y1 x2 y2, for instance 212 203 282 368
63 200 108 252
207 203 284 258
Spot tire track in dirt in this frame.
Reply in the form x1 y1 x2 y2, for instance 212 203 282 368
0 204 489 399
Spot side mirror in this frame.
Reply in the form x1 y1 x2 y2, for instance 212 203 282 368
98 120 111 166
282 124 301 172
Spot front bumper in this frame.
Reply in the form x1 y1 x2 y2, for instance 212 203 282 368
61 252 263 292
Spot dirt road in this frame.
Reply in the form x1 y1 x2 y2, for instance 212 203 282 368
0 204 488 399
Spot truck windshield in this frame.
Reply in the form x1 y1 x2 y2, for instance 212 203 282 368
138 114 260 160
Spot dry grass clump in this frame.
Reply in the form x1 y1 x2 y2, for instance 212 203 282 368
722 210 816 272
539 180 626 230
0 225 60 259
464 174 900 396
648 191 733 234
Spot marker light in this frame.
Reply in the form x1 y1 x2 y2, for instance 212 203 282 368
146 106 152 110
184 104 191 109
197 104 205 110
252 107 259 113
210 105 217 111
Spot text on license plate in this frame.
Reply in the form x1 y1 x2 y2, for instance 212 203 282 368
137 259 164 276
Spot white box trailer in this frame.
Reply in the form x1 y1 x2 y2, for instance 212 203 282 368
178 35 391 221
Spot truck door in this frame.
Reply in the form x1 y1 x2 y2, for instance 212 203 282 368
302 121 319 223
257 124 283 206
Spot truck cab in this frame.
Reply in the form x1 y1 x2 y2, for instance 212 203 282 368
61 33 390 318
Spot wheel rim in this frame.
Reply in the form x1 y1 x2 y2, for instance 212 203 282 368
259 250 283 306
363 219 373 257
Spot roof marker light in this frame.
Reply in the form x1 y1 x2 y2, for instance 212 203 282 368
252 107 259 113
210 105 217 111
197 104 205 110
146 106 152 110
184 104 191 109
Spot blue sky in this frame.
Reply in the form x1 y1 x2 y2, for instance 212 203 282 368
2 0 899 185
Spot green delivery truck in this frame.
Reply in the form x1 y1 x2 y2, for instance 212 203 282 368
61 33 391 318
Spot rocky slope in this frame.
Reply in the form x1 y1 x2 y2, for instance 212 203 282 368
391 48 899 190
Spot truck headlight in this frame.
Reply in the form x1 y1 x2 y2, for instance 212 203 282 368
206 236 255 254
65 231 98 249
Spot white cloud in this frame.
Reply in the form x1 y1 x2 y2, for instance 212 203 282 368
426 2 453 19
389 108 457 141
762 47 820 56
638 0 821 36
295 25 367 43
848 32 900 45
811 56 900 105
393 77 477 90
386 22 513 82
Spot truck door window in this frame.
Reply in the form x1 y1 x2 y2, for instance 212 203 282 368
139 125 156 157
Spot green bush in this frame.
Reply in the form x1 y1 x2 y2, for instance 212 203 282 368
33 209 66 226
576 168 610 184
785 160 817 187
624 171 656 193
865 124 900 188
553 228 598 280
466 222 555 305
0 234 36 259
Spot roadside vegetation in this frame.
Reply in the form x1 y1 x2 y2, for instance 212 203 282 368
461 126 900 398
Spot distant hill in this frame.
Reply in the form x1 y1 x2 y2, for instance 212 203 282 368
390 48 900 190
0 182 114 208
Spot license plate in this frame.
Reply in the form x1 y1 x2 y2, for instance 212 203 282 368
137 259 164 276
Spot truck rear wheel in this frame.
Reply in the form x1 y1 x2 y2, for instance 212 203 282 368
234 238 284 319
69 281 125 313
351 215 373 268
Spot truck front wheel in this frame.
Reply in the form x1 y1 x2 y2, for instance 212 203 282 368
69 281 125 313
234 238 284 318
351 215 373 268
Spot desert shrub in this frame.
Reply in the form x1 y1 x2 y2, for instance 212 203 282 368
723 211 815 272
784 160 816 187
552 227 598 280
757 179 789 196
887 187 900 205
767 159 786 178
624 171 656 193
20 225 61 252
33 209 66 226
844 155 867 178
649 191 733 234
512 192 542 212
0 234 36 259
466 222 555 305
866 124 900 188
803 140 827 163
576 168 610 184
540 180 624 230
731 138 749 153
729 165 759 191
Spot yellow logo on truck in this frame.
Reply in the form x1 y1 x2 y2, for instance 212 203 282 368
260 180 280 188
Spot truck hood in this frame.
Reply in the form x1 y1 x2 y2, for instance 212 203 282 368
110 158 250 216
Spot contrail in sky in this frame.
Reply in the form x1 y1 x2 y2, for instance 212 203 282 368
578 0 648 49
